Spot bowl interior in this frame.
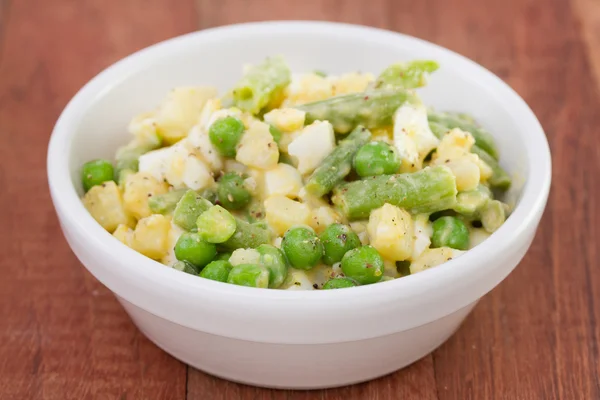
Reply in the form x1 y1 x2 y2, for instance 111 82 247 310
69 24 526 205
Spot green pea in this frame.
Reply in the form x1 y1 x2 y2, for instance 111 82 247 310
172 260 200 275
352 141 401 177
217 172 251 210
319 223 361 265
322 277 358 290
209 116 245 157
431 216 469 250
174 232 217 268
200 260 233 282
256 244 288 288
81 159 114 192
197 205 237 243
341 245 384 285
281 227 323 270
227 264 269 288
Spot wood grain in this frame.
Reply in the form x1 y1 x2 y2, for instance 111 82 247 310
1 0 599 399
0 0 196 399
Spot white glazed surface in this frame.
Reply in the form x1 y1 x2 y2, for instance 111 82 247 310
47 22 551 388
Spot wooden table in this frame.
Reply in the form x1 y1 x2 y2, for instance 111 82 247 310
1 0 598 398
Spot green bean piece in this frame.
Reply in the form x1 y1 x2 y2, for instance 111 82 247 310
332 165 458 220
305 125 372 197
173 190 213 231
81 159 114 192
322 277 358 290
431 216 470 250
374 60 439 90
429 121 511 190
200 260 233 282
296 89 417 134
198 187 218 204
269 124 282 144
196 205 237 243
217 172 252 210
174 232 217 268
148 189 188 215
481 200 506 233
209 116 245 157
319 223 361 265
341 245 384 285
220 218 272 250
227 264 270 288
114 139 161 184
172 260 200 275
313 70 327 78
353 141 401 177
230 56 291 114
453 185 492 216
427 111 499 160
216 252 232 261
256 244 288 288
281 227 323 270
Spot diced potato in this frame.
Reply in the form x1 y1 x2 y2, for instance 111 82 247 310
236 121 279 170
264 108 306 132
287 121 335 174
393 103 440 172
229 248 261 266
330 72 374 95
367 203 413 261
445 158 480 191
432 129 483 191
349 221 370 245
123 172 169 220
264 195 311 236
278 130 302 153
155 86 218 144
283 269 315 290
371 127 393 144
83 181 134 232
223 159 247 175
113 224 134 247
158 142 213 190
284 73 334 106
309 206 342 234
411 214 433 261
264 163 303 198
128 112 162 147
131 214 171 260
410 247 464 274
160 222 185 266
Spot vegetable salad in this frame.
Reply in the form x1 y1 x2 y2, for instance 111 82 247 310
81 57 511 290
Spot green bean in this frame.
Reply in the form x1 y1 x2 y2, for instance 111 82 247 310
332 165 457 220
81 159 114 192
429 121 511 190
173 190 213 231
269 124 282 144
427 111 499 160
174 232 217 268
453 185 492 217
216 252 232 261
227 264 270 288
341 245 384 285
353 141 401 177
220 218 271 250
172 260 200 275
230 56 291 114
374 60 439 90
200 260 233 282
296 89 417 134
196 205 237 243
148 189 188 215
481 200 506 233
256 244 288 288
319 223 361 265
114 139 161 184
305 126 372 197
322 277 358 290
431 216 470 250
217 172 252 210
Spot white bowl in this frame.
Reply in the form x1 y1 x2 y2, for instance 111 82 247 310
47 21 551 389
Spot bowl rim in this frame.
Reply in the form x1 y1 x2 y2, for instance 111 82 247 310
47 20 551 323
